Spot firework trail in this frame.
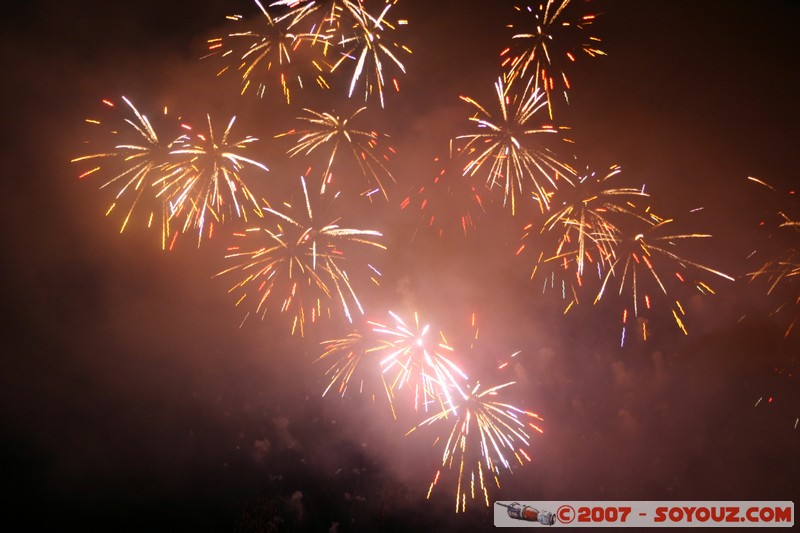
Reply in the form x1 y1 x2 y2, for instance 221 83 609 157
204 0 330 104
501 0 605 118
158 114 269 248
72 96 188 249
408 381 543 513
457 76 576 216
370 311 468 414
276 106 396 199
592 207 734 345
516 165 648 312
217 176 385 336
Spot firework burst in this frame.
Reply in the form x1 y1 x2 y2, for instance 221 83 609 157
270 0 347 44
217 176 385 336
593 208 734 344
277 106 396 199
749 249 800 338
408 381 543 513
316 324 398 417
371 311 468 413
204 0 330 104
160 114 269 248
327 0 411 108
72 96 187 249
746 177 800 338
501 0 605 117
517 165 648 311
267 1 411 106
457 76 576 216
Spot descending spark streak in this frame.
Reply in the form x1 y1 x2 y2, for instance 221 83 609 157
216 176 385 336
457 76 575 215
277 106 395 199
408 381 543 512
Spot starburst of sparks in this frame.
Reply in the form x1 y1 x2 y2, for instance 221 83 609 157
270 0 346 42
269 1 411 107
326 0 411 108
517 165 648 312
72 97 183 247
160 114 269 247
316 326 399 417
73 97 268 250
370 311 468 413
408 381 543 513
593 209 734 344
217 176 385 336
749 248 800 338
70 0 800 516
501 0 605 117
457 76 576 215
277 106 396 199
746 177 800 338
204 0 331 104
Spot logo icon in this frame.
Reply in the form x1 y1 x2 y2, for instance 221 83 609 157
496 502 556 525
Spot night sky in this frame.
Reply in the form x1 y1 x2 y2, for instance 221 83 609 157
1 1 799 531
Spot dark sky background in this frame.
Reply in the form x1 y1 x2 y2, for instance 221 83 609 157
1 1 799 531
